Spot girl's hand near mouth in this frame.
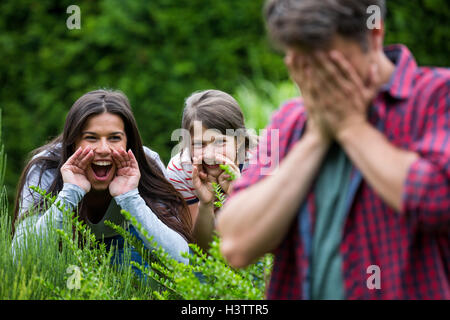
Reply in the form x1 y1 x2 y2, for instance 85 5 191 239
192 155 217 205
215 154 241 195
109 147 141 197
61 146 94 193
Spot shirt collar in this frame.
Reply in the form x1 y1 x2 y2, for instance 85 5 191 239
381 44 418 100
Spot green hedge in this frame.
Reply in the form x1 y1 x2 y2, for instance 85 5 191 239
1 0 448 207
384 0 449 67
0 0 285 204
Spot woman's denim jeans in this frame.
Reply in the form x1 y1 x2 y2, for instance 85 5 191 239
103 225 149 279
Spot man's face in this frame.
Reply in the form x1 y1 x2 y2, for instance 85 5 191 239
286 35 375 87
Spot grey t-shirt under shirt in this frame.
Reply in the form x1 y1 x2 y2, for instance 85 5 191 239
310 142 353 300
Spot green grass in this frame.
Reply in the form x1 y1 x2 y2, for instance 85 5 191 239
0 188 272 299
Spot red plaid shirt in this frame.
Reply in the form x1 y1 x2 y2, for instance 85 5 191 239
231 45 450 299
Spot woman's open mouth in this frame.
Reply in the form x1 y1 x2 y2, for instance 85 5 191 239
91 161 113 181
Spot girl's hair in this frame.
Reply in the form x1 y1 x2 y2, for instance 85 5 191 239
13 89 193 242
180 89 256 165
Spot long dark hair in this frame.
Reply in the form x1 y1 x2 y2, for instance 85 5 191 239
13 89 193 242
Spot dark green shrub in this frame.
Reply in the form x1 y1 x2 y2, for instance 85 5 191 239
1 0 448 214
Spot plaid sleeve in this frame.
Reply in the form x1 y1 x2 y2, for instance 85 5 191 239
402 79 450 231
231 98 306 197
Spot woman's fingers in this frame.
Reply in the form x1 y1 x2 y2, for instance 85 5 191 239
127 149 139 169
111 147 139 173
112 148 125 169
60 147 93 192
66 147 93 170
119 147 130 168
111 149 122 169
112 147 131 169
65 146 84 166
77 148 94 170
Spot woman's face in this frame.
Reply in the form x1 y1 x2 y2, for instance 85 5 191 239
191 126 237 178
74 112 127 191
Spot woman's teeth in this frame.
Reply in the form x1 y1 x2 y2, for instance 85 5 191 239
91 161 113 180
92 161 112 166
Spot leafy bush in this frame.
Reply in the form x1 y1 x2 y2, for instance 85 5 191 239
384 0 449 67
106 210 273 300
0 0 285 205
1 185 136 299
0 184 273 299
234 78 299 132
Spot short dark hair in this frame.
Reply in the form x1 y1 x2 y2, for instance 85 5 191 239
264 0 386 51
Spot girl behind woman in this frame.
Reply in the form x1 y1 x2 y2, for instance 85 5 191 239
167 89 255 250
13 89 193 266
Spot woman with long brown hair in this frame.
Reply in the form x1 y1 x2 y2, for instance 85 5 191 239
12 89 193 265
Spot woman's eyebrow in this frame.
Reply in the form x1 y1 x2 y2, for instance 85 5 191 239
82 131 97 136
81 131 125 136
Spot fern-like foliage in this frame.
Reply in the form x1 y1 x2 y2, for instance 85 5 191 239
219 164 237 181
211 164 235 208
113 208 273 300
6 182 273 300
212 182 226 208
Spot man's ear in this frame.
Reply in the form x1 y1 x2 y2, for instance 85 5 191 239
368 20 385 52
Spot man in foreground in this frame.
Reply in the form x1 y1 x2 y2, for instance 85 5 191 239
217 0 449 299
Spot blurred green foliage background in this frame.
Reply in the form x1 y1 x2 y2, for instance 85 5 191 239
0 0 449 211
